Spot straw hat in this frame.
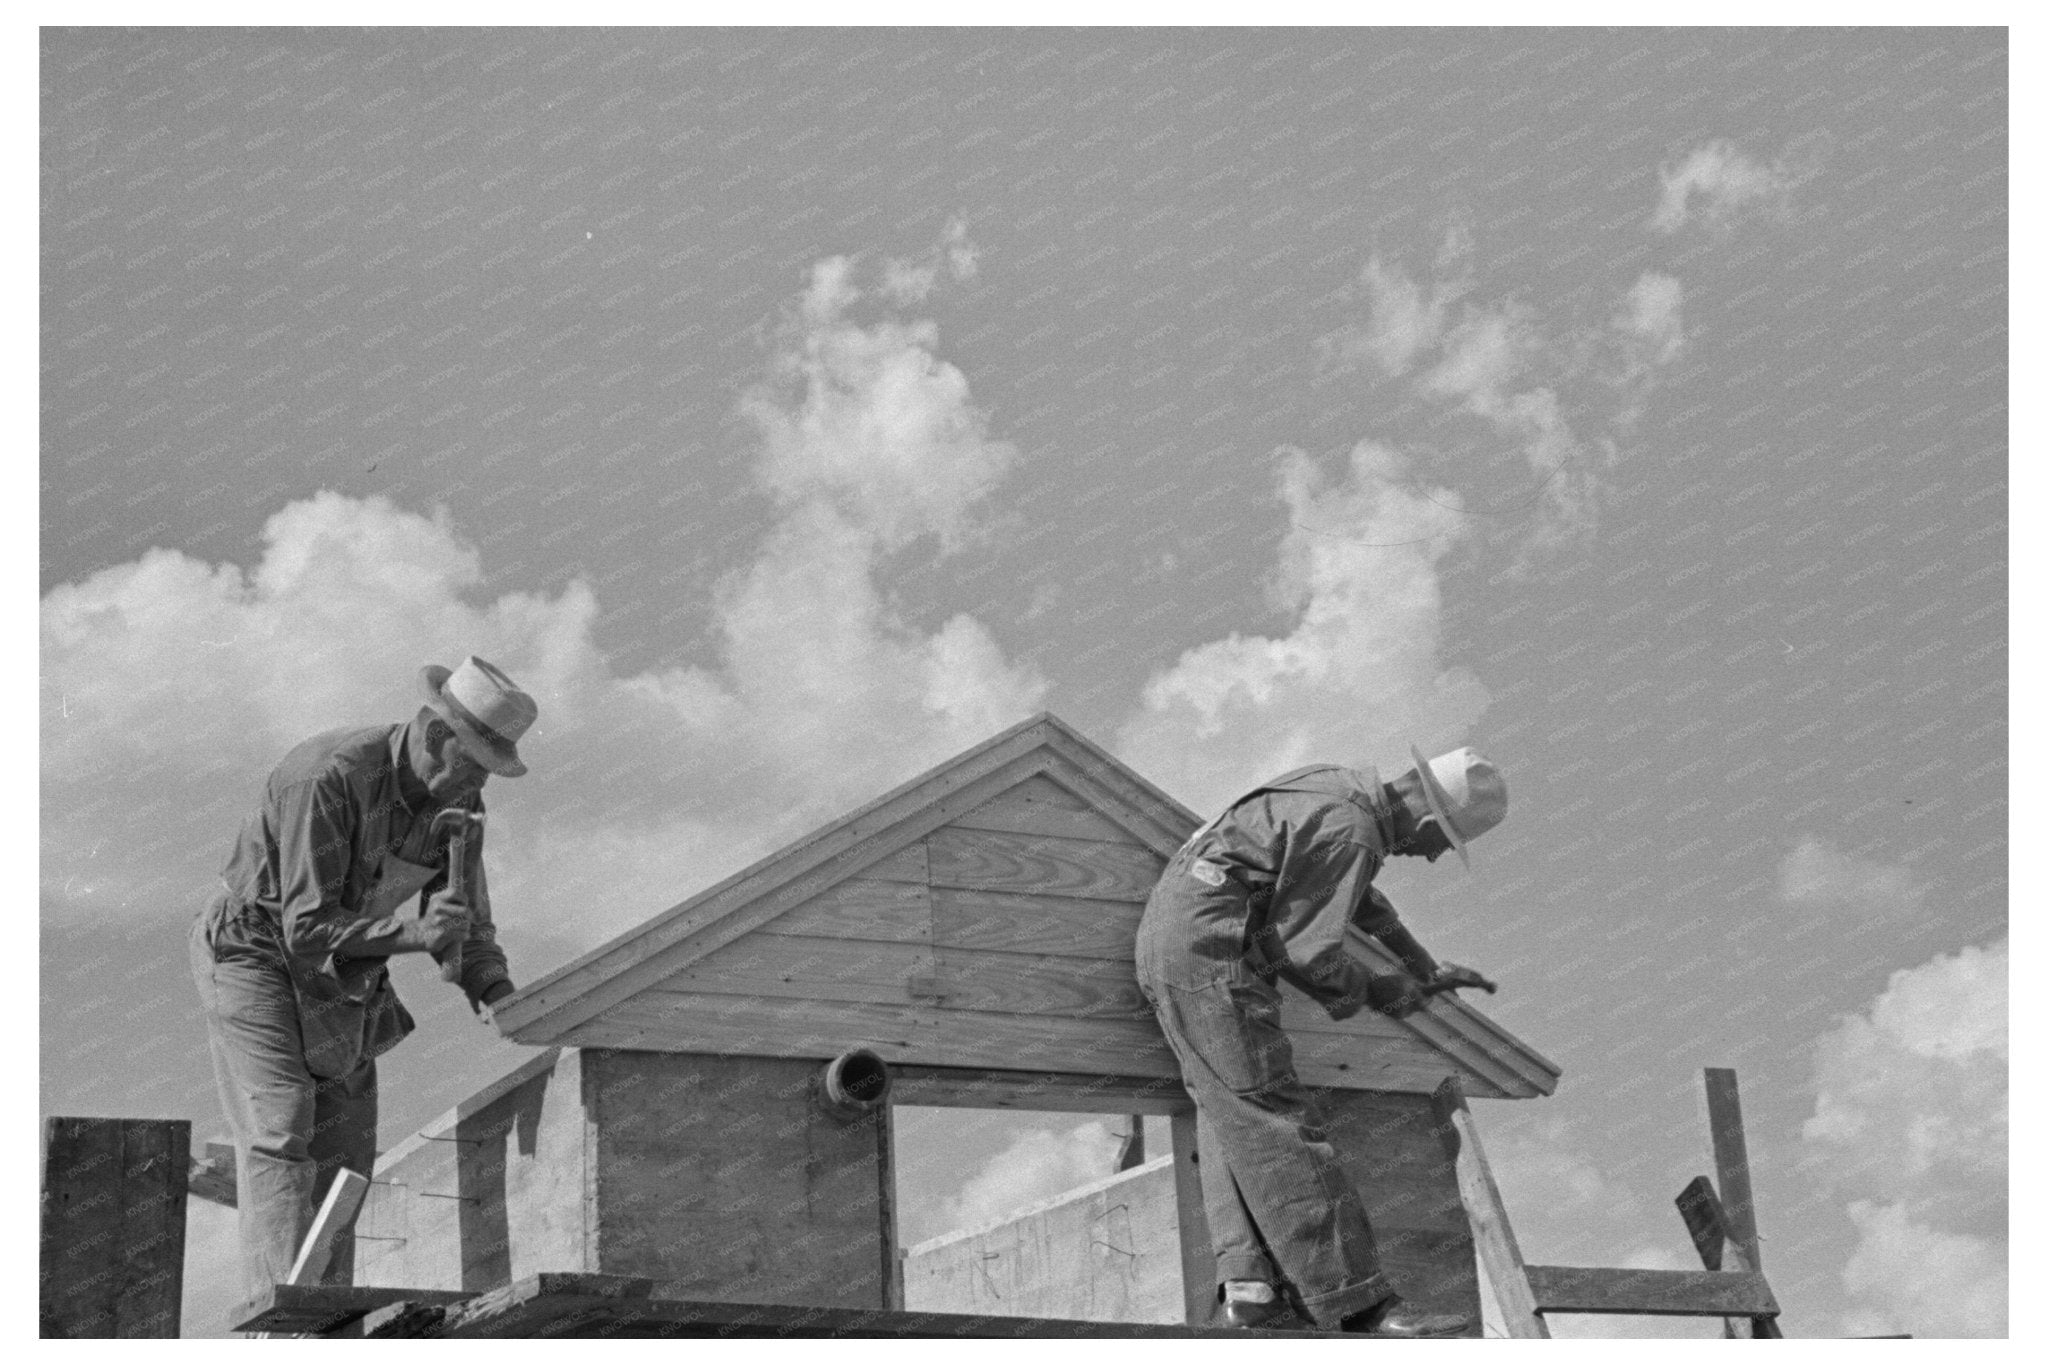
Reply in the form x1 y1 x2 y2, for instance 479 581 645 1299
419 655 538 777
1407 745 1507 869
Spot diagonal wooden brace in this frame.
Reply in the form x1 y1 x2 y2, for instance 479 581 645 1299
1431 1076 1550 1338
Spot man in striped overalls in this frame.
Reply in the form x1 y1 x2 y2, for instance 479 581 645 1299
1134 746 1507 1336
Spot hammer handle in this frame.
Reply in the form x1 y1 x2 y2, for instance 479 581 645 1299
435 826 468 985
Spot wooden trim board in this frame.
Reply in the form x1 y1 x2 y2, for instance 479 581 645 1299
1524 1265 1780 1318
286 1169 370 1286
1169 1112 1213 1328
1430 1079 1548 1339
890 1065 1193 1115
1345 927 1562 1098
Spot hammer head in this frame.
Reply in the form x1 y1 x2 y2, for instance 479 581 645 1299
427 808 485 841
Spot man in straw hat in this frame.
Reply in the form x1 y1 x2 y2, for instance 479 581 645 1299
1134 745 1508 1336
187 655 539 1305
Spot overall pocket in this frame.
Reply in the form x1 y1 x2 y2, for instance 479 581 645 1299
1166 969 1295 1096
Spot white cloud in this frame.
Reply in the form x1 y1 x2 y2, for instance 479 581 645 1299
1409 304 1607 561
880 216 979 305
943 217 979 282
1801 939 2007 1338
934 1119 1124 1238
1838 1200 2007 1340
1318 256 1454 380
1114 441 1490 814
1317 225 1684 564
748 250 1013 552
1651 138 1810 235
1617 272 1684 368
41 244 1045 955
881 260 941 305
1606 272 1686 434
1423 309 1529 408
1779 838 1925 921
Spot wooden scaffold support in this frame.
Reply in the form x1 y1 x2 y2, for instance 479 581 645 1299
40 1116 190 1338
1433 1070 1785 1336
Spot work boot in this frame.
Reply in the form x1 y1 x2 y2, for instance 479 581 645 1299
1220 1280 1289 1329
1339 1295 1472 1338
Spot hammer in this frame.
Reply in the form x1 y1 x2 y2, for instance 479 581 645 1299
426 808 485 985
1420 962 1498 997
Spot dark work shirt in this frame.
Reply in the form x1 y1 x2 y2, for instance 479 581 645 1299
214 723 509 1001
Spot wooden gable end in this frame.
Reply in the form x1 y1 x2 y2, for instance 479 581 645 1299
501 713 1559 1100
549 766 1172 1064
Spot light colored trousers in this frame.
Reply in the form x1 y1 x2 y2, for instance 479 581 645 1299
187 912 378 1311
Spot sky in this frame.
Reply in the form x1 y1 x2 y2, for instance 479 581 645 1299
37 27 2007 1340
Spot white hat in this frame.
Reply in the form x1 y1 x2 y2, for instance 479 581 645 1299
420 656 538 777
1408 745 1507 870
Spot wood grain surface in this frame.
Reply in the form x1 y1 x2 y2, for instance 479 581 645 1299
946 774 1144 844
931 885 1144 959
927 826 1163 901
40 1116 189 1339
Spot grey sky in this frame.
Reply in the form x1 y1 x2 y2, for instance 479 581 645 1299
41 28 2005 1338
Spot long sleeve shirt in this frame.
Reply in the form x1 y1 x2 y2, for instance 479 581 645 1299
214 723 510 1004
1182 764 1408 1019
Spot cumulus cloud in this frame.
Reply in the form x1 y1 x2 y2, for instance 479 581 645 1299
1423 308 1530 408
1651 138 1818 235
1418 306 1598 562
1801 939 2007 1338
1838 1200 2006 1340
1317 253 1464 379
1315 225 1684 563
1606 272 1686 433
880 216 978 306
1616 272 1684 369
1114 441 1490 813
41 243 1044 953
748 258 1011 551
933 1119 1124 1239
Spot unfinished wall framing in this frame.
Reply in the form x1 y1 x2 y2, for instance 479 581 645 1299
359 1047 895 1309
351 714 1557 1327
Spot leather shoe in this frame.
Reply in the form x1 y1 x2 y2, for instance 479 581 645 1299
1223 1296 1293 1329
1218 1281 1292 1330
1340 1296 1471 1338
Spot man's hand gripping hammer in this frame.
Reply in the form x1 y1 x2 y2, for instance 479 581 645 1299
1420 962 1498 998
426 808 485 985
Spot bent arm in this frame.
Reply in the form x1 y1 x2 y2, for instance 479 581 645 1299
455 846 512 1005
413 800 512 1004
1272 839 1382 1019
276 774 424 962
1355 888 1441 981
